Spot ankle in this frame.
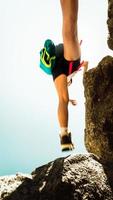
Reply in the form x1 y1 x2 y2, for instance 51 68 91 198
60 127 69 136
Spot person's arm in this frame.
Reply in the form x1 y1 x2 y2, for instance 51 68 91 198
83 61 89 74
67 78 72 86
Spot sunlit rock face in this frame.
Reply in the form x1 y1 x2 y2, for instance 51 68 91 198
1 154 113 200
83 56 113 163
107 0 113 50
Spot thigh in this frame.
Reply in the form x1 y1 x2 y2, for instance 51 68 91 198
52 56 68 81
54 74 69 102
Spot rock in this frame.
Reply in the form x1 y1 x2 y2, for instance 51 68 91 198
0 173 32 200
107 0 113 50
1 154 113 200
83 56 113 163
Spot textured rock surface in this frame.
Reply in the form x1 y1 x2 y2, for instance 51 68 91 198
107 0 113 50
83 56 113 163
0 173 32 200
1 154 113 200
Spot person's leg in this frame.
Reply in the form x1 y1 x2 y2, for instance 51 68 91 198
54 74 74 151
54 74 69 129
60 0 81 61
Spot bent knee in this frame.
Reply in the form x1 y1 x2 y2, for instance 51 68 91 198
59 95 69 105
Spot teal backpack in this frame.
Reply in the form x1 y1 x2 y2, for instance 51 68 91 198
40 39 56 75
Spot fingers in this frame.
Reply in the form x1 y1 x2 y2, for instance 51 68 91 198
69 99 77 106
83 61 88 73
67 78 72 86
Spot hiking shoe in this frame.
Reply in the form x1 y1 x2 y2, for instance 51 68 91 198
60 132 74 151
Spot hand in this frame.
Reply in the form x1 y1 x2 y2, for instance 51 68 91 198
67 78 72 86
83 61 88 73
69 99 77 106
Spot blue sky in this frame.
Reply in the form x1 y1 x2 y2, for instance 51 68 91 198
0 0 112 176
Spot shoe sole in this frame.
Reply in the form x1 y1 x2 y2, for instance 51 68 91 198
61 143 74 151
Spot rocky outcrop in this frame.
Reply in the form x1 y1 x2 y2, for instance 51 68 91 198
0 173 32 200
107 0 113 50
0 154 113 200
83 56 113 163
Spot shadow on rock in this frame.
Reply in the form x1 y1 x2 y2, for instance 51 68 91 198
101 161 113 194
4 157 65 200
2 154 113 200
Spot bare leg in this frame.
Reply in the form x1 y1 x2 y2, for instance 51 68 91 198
60 0 81 60
54 74 74 151
54 74 69 128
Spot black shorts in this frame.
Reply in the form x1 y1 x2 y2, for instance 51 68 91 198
52 44 80 81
